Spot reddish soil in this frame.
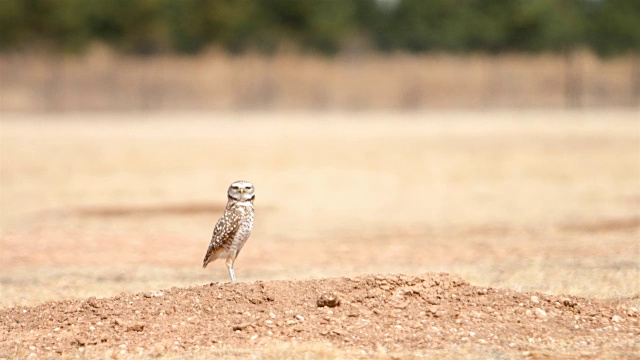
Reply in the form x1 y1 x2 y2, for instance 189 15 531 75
1 273 638 358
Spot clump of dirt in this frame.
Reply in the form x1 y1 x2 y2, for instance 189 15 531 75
1 273 638 357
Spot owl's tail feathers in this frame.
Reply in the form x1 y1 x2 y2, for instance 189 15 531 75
202 250 213 268
202 255 211 268
203 242 218 268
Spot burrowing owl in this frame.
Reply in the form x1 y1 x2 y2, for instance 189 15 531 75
202 180 255 283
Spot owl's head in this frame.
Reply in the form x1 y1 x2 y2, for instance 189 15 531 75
227 180 255 202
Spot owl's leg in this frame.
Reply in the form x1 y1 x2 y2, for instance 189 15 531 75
225 255 237 284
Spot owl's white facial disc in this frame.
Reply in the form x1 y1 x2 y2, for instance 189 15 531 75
228 180 255 201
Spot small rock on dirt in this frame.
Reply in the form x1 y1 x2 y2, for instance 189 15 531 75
535 308 547 318
561 297 577 308
86 297 100 309
232 323 252 331
126 324 145 332
317 292 341 308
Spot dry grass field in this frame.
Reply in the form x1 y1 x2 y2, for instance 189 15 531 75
1 110 639 358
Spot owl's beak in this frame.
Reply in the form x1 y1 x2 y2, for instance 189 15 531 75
239 188 245 194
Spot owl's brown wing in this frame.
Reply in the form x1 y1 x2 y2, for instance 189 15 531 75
202 211 242 268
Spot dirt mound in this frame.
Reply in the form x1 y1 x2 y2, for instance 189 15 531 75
1 273 638 358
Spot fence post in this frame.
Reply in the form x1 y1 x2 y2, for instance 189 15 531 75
564 50 582 108
632 52 640 108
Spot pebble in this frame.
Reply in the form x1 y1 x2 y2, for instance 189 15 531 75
126 324 145 332
317 292 341 308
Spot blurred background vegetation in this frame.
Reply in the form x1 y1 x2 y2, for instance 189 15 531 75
1 0 638 110
1 0 638 57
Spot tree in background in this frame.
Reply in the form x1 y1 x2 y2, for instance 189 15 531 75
0 0 638 57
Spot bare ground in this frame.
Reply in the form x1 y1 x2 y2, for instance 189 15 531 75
1 273 639 359
1 110 639 358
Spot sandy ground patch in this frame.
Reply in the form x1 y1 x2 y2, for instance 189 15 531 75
1 110 638 357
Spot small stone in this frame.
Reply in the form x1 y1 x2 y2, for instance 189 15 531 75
535 308 547 318
317 293 340 308
611 315 622 323
561 298 577 307
86 297 100 309
126 324 144 332
531 296 539 304
232 323 251 331
295 314 305 321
